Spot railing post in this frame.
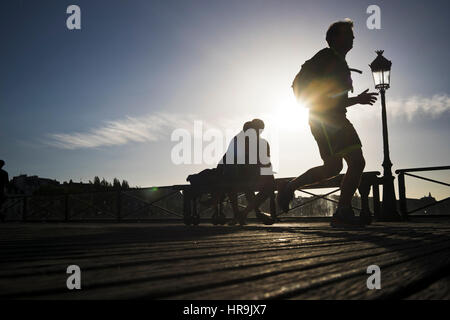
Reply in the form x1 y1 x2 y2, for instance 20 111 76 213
65 194 69 222
212 200 219 225
192 196 199 225
373 181 381 220
22 196 27 221
398 172 407 219
117 191 122 222
183 190 192 225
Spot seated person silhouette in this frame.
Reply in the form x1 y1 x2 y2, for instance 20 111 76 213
218 119 275 225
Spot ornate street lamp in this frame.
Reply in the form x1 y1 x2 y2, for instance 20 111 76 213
369 50 401 221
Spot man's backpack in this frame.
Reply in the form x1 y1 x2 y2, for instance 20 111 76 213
292 49 360 106
291 58 322 106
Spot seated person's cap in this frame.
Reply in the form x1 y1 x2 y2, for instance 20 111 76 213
243 121 252 131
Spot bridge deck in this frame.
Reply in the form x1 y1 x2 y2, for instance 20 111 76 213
1 218 450 299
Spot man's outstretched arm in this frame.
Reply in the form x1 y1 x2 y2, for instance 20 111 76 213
346 89 378 108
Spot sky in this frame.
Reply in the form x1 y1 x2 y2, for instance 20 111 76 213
1 0 449 200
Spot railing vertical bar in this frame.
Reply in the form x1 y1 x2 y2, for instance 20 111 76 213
65 194 69 222
398 172 407 219
373 182 381 220
22 196 27 221
117 191 122 222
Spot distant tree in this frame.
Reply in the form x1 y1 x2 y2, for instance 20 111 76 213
113 178 121 189
121 180 129 189
69 179 73 184
93 176 101 186
100 178 109 188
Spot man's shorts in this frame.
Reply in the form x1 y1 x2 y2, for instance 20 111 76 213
309 115 362 161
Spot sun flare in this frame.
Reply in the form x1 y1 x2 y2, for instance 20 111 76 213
270 93 309 132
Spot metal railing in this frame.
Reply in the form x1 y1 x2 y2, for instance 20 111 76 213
4 167 448 223
396 166 450 218
2 173 381 223
1 187 184 222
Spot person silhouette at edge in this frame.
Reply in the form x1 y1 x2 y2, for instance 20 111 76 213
0 160 10 222
277 19 378 227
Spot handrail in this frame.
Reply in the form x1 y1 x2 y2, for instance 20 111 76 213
396 166 450 218
3 187 184 222
395 166 450 174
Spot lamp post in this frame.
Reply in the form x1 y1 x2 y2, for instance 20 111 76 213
369 50 401 221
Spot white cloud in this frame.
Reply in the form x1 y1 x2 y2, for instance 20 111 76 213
45 113 194 150
44 109 264 150
350 93 450 122
388 94 450 121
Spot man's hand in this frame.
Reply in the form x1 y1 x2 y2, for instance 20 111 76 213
357 89 378 105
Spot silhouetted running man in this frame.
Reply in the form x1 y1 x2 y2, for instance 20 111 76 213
218 119 275 225
277 20 377 227
0 160 10 222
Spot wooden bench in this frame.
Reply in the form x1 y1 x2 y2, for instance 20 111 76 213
180 171 381 225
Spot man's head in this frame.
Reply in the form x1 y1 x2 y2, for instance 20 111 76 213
326 19 354 54
0 160 4 169
250 119 264 132
243 119 265 133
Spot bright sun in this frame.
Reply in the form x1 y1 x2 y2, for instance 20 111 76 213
271 93 309 132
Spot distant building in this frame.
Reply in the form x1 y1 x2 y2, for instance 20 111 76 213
405 192 450 215
11 175 60 195
420 192 436 203
417 192 437 214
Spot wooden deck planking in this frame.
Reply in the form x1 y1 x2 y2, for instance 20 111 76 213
1 220 450 299
406 275 450 299
290 245 450 299
166 237 450 300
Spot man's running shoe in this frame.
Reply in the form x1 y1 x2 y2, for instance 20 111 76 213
330 207 365 228
255 210 274 225
228 218 238 226
359 211 372 225
238 212 248 226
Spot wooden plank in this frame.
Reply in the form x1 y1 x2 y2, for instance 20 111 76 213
159 238 450 300
2 224 439 274
183 172 380 193
0 237 398 295
289 246 450 299
406 276 450 300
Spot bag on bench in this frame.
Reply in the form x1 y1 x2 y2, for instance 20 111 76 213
186 168 222 186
